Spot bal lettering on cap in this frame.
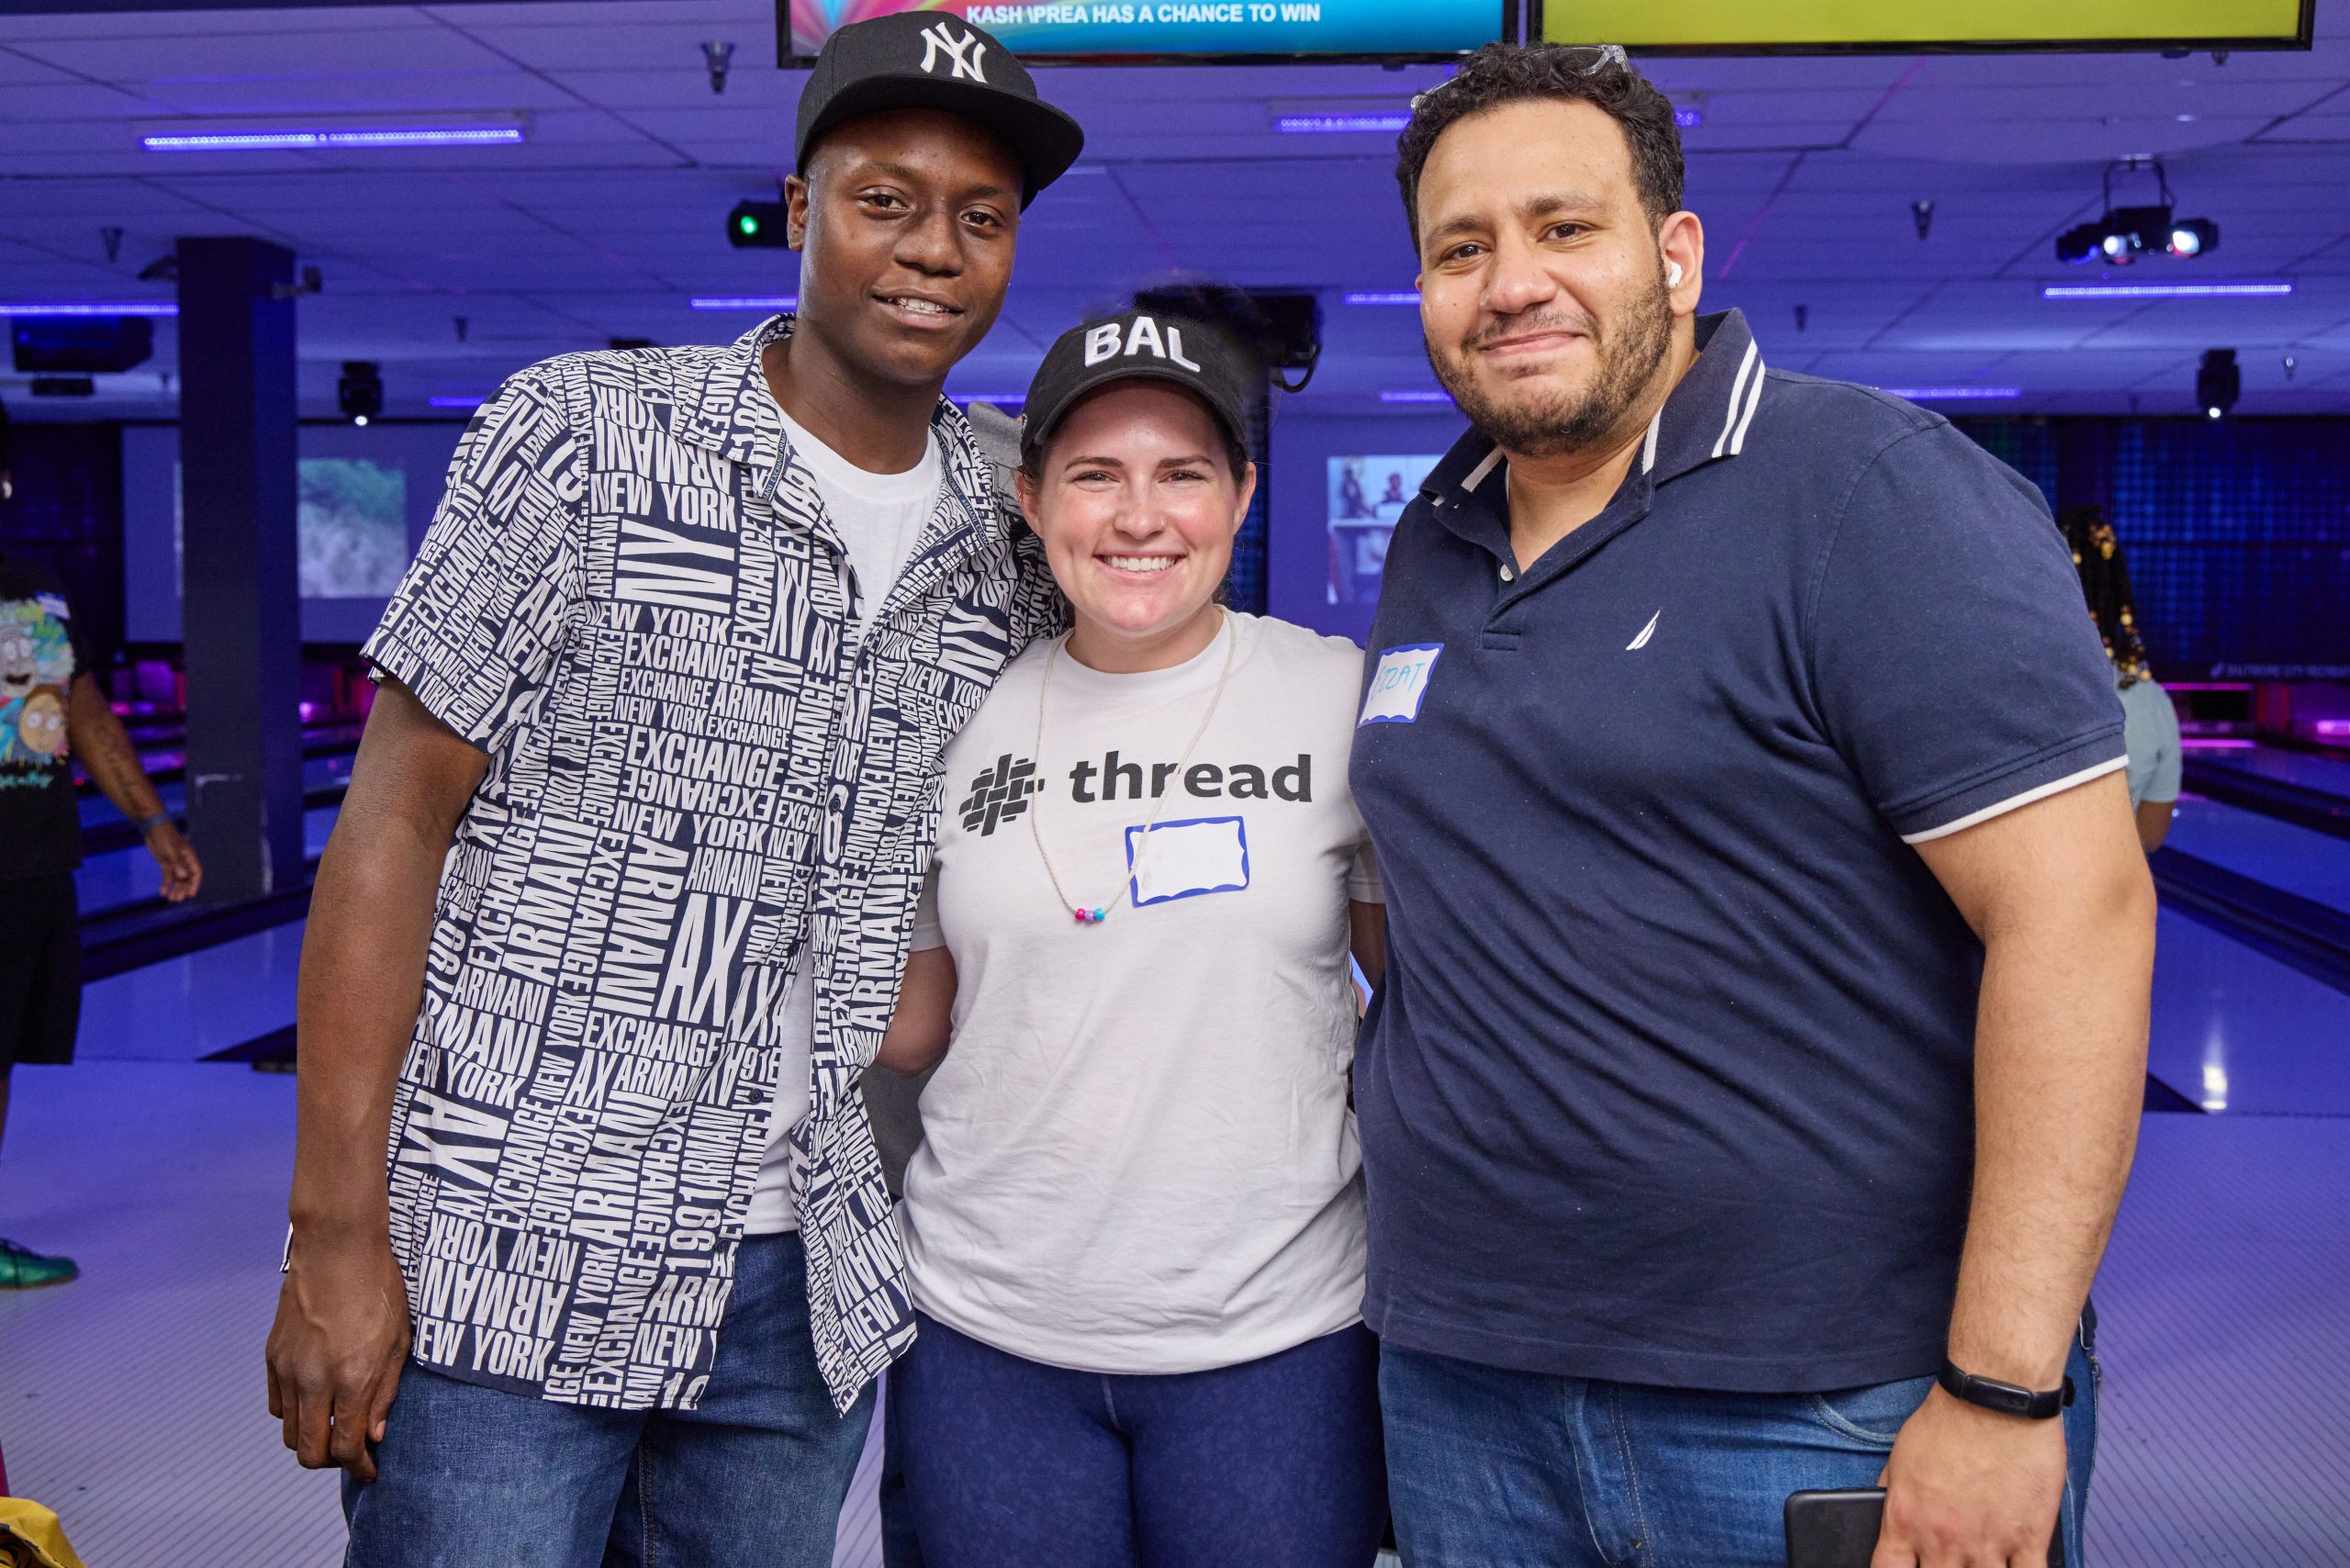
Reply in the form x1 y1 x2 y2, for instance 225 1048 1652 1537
1081 315 1205 372
918 21 989 82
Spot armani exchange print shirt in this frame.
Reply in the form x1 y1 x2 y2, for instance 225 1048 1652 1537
364 316 1054 1412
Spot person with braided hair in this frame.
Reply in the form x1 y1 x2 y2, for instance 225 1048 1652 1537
2062 504 2181 852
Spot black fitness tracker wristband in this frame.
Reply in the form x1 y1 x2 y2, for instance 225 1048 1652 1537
1938 1360 2075 1420
136 811 173 837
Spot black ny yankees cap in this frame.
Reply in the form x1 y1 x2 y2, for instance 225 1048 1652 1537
1022 310 1257 464
795 13 1085 209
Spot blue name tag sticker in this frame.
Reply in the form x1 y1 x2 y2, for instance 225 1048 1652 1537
1126 815 1250 907
1360 643 1443 726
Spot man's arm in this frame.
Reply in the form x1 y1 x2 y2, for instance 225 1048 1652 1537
1348 900 1387 992
264 678 487 1482
67 671 200 902
874 946 957 1075
2134 799 2173 854
1874 771 2154 1567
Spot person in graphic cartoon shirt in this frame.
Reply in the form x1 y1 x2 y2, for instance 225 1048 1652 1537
873 312 1391 1568
1 406 203 1292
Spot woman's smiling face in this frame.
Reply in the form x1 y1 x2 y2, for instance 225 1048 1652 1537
1019 382 1255 673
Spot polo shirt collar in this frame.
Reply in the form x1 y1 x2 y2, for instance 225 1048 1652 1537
1417 307 1769 523
1641 308 1766 484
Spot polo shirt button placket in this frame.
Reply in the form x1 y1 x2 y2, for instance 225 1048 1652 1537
1499 562 1516 583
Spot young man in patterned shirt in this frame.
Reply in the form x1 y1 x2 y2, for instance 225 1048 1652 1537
263 17 1080 1565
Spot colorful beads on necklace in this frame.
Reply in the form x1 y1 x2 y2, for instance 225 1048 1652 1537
1072 906 1108 925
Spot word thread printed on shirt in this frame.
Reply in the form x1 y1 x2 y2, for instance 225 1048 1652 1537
1126 816 1251 906
1360 644 1443 726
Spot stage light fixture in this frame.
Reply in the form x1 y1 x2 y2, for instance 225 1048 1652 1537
727 198 790 249
339 360 383 426
2052 160 2218 267
2168 218 2220 259
2195 349 2238 420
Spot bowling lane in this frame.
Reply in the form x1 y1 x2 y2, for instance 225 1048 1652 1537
73 802 341 914
2148 908 2350 1115
2190 742 2350 801
2162 796 2350 916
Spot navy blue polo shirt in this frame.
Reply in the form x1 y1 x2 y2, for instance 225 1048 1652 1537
1349 310 2125 1393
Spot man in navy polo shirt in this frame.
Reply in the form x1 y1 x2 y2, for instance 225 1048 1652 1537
1351 43 2156 1567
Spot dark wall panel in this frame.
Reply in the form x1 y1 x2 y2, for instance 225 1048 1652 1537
0 421 126 668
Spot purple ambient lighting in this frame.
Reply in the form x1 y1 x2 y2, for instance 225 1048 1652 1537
1880 386 2023 401
2042 282 2292 299
1274 114 1410 134
428 396 486 409
3 301 177 317
1380 390 1454 405
1344 291 1420 306
689 296 798 311
1673 106 1704 128
143 127 524 151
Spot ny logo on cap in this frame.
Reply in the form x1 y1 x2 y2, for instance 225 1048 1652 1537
919 22 988 83
1084 315 1203 372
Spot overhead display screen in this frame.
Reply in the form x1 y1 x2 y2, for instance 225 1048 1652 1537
782 1 1505 63
1538 0 2309 51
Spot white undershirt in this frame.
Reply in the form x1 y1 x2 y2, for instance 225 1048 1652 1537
742 410 942 1235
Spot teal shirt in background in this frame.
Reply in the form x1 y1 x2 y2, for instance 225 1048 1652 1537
2120 676 2182 807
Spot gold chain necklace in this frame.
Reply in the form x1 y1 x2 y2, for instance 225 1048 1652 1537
1028 611 1237 927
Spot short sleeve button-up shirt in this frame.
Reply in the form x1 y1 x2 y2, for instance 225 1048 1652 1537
364 316 1055 1412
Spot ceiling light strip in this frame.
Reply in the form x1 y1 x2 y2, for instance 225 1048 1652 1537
1274 114 1410 134
1344 291 1420 306
143 127 523 151
2042 282 2292 299
690 296 798 310
1381 390 1454 404
1880 386 2023 400
2 301 178 317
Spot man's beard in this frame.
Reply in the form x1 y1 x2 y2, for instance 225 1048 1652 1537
1428 274 1674 460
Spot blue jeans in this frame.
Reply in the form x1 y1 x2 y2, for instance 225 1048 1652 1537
1382 1326 2099 1568
343 1232 874 1568
890 1312 1388 1568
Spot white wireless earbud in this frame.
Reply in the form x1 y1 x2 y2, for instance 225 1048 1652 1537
1665 261 1684 289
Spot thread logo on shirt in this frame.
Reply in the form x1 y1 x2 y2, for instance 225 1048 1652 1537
917 22 988 82
958 753 1043 835
1627 610 1661 651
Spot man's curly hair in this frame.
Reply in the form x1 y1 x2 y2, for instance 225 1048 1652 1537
1396 43 1686 245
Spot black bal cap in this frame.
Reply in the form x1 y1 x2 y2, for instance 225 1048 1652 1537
795 13 1084 210
1022 310 1257 465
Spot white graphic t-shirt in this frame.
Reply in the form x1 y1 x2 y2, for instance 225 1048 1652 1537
743 411 944 1236
901 611 1381 1374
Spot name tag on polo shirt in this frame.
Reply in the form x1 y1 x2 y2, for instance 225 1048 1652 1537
1360 644 1443 726
1127 816 1251 906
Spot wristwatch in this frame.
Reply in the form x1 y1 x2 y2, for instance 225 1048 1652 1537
136 811 173 837
1938 1360 2075 1420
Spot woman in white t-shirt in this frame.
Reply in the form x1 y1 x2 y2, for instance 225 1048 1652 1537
874 311 1390 1567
